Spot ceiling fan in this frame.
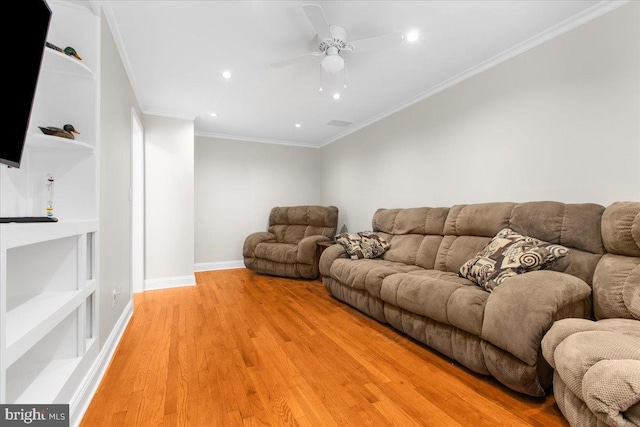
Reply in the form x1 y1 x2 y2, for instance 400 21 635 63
271 4 412 92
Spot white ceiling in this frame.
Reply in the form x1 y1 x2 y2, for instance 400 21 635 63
103 1 619 147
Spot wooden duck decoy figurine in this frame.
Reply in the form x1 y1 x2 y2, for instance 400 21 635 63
45 42 82 61
38 124 80 140
64 47 82 60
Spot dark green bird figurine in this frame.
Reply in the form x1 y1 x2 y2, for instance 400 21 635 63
64 47 82 60
38 124 80 140
45 42 82 61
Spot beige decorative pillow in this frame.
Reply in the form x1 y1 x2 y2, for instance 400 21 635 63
459 228 569 292
336 231 390 260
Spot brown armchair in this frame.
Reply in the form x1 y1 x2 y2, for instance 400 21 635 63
243 205 338 279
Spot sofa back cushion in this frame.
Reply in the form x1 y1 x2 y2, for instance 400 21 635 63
372 207 449 269
373 202 605 286
268 205 339 244
439 202 605 285
593 202 640 320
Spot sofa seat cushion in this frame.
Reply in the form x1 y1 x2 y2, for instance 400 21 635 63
330 258 422 298
597 318 640 338
254 242 298 264
380 271 489 336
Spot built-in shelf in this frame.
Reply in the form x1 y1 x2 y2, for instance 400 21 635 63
0 1 100 415
6 290 86 366
85 337 96 354
7 357 82 404
0 219 98 250
27 133 94 152
41 47 94 79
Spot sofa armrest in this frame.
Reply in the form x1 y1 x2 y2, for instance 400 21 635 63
319 244 348 277
541 318 614 368
297 235 330 265
243 232 276 258
583 359 640 426
482 270 592 365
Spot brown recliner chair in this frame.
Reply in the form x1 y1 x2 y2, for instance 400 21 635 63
542 202 640 427
243 205 339 279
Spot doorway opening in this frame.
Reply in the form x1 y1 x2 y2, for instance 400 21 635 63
131 109 145 293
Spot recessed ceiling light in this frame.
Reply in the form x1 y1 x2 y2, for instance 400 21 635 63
295 123 301 128
332 93 341 100
221 70 232 79
210 112 218 117
406 31 420 42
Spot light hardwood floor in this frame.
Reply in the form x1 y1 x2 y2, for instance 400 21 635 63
81 269 569 426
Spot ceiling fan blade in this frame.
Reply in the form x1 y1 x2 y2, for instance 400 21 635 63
347 33 404 53
302 4 333 41
270 51 321 68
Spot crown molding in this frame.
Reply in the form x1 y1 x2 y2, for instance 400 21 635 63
318 0 630 148
195 131 319 149
99 1 145 110
100 0 628 149
143 109 197 121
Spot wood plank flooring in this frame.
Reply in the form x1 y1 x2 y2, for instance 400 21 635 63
81 269 569 426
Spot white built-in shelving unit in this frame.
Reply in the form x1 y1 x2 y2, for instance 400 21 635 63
0 0 100 409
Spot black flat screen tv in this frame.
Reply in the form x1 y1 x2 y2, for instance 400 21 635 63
0 0 52 168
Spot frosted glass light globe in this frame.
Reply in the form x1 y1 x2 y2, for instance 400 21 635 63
321 54 344 73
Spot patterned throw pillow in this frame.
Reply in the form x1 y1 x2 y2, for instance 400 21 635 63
459 228 569 292
336 231 391 260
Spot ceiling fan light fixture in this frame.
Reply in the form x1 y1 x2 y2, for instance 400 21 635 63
321 54 344 73
221 70 232 79
332 93 341 100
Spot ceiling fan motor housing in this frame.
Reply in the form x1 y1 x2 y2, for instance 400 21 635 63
319 25 347 52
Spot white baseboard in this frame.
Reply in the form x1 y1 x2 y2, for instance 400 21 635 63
144 274 196 291
195 260 244 272
70 299 133 427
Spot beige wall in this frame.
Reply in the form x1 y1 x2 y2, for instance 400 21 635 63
194 136 320 264
99 14 142 347
144 115 195 285
320 3 640 232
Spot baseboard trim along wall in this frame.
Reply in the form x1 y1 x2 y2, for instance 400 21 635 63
195 260 244 272
69 300 134 427
144 274 196 291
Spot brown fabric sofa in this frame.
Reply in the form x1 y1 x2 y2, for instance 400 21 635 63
320 201 606 396
542 202 640 427
244 205 338 279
